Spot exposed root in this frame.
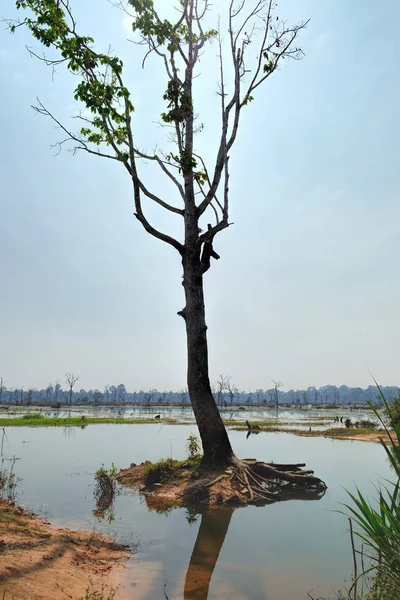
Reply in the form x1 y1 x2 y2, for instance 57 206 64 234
117 455 327 508
227 457 326 502
204 474 229 488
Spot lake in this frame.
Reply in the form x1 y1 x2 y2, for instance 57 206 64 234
0 405 380 431
2 424 392 599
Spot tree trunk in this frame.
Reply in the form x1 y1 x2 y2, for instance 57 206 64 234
182 251 233 465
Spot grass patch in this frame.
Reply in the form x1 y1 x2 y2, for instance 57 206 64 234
81 586 115 600
224 419 328 428
0 417 178 427
144 456 202 486
324 427 383 437
22 413 43 420
0 509 27 526
229 426 386 440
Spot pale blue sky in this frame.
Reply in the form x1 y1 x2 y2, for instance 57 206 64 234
0 0 399 392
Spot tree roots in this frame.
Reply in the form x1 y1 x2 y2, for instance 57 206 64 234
226 457 327 504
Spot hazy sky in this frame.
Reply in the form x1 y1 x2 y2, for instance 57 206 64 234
1 0 399 393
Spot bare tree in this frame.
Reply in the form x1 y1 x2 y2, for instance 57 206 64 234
0 378 3 405
7 1 326 491
272 380 283 409
226 378 238 406
216 375 230 408
65 372 79 406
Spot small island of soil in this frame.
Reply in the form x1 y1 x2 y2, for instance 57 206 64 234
0 499 129 600
117 456 326 509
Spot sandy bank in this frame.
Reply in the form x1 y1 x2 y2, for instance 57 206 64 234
0 499 130 600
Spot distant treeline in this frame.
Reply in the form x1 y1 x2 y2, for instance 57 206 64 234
0 378 398 407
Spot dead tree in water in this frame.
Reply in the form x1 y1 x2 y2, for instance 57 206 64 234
65 372 79 406
7 0 326 496
272 380 283 409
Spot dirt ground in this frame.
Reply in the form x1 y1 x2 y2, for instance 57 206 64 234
117 461 241 509
0 499 130 600
321 429 392 443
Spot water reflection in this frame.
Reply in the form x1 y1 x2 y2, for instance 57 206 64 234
184 508 234 600
140 483 326 599
62 426 76 439
4 425 393 600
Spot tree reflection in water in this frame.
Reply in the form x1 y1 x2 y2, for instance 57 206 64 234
133 482 325 598
183 508 234 600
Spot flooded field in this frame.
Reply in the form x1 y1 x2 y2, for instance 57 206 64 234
0 405 380 431
2 423 392 599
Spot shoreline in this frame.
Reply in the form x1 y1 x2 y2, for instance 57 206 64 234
0 416 388 443
0 499 130 600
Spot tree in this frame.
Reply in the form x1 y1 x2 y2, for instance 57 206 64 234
26 388 35 405
109 385 118 404
7 1 326 493
216 375 229 408
93 389 104 404
144 390 154 405
45 383 53 403
255 389 265 405
117 383 126 403
0 378 3 404
226 379 238 406
8 387 14 405
65 372 79 405
104 385 110 404
272 380 283 409
54 380 61 403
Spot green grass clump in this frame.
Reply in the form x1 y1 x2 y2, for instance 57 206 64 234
81 586 115 600
144 456 202 485
22 413 43 420
0 416 178 427
0 509 27 526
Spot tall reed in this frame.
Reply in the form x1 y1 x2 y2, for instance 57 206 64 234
345 383 400 599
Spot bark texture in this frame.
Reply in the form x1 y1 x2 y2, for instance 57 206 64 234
182 247 233 464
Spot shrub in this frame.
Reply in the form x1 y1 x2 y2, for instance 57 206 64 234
93 464 118 523
355 419 378 429
82 585 115 600
186 433 201 458
385 394 400 428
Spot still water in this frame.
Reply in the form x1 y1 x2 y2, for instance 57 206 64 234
0 405 379 431
3 425 391 599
